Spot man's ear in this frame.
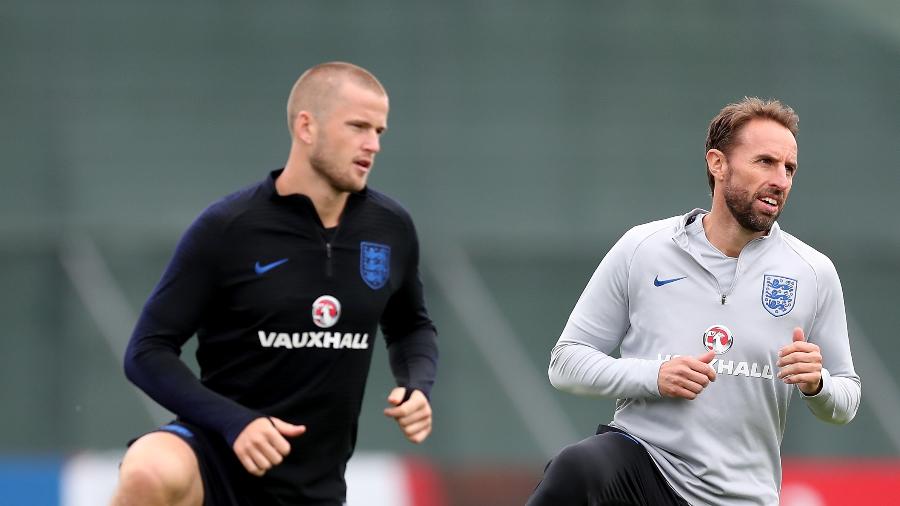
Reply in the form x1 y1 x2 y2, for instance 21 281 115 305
292 111 316 145
706 148 727 183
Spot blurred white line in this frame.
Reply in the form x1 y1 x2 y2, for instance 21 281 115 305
847 313 900 453
58 233 171 425
61 451 121 506
427 243 579 458
60 451 418 506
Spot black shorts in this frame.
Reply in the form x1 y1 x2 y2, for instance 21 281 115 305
133 420 347 506
136 420 260 506
526 425 689 506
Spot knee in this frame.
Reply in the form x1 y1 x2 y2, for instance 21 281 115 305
112 433 201 505
116 464 172 503
542 440 596 485
546 435 616 484
528 441 596 505
554 439 596 471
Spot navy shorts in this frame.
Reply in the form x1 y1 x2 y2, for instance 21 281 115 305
133 420 261 506
526 425 689 506
143 420 349 505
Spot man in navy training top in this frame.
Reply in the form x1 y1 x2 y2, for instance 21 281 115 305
110 61 439 506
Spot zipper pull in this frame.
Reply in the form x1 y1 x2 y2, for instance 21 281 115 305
326 242 333 277
721 294 727 305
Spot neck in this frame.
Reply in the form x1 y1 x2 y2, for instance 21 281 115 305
702 200 767 258
278 144 349 228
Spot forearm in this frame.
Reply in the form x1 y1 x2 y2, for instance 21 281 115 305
386 327 438 398
124 336 261 444
548 341 663 399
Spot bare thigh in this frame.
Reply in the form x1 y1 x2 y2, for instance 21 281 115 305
111 432 204 506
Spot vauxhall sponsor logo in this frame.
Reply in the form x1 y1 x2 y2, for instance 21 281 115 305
657 324 774 380
257 294 368 350
657 353 775 380
258 330 369 350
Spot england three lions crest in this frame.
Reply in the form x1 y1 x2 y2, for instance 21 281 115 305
762 274 797 317
360 241 391 290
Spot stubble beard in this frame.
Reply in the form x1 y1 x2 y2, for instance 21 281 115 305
722 177 782 233
309 145 365 194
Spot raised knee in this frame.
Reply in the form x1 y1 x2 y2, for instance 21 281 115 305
113 433 201 505
555 439 594 468
116 460 200 506
540 441 593 487
117 464 171 501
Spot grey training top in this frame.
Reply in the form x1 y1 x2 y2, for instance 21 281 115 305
549 209 860 506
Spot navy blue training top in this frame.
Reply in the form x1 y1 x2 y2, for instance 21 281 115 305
124 169 438 502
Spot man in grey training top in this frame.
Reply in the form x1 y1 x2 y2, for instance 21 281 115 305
527 97 860 506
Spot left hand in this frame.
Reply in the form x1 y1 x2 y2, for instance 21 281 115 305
777 327 823 395
383 387 432 444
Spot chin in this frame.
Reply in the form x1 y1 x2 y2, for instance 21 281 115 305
343 181 367 193
749 216 777 233
328 175 366 193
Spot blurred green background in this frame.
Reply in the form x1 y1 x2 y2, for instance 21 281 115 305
3 0 899 479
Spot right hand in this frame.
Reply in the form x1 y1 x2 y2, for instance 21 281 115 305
658 351 717 400
232 417 306 476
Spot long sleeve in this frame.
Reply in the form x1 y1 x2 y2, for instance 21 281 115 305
123 207 261 445
800 257 861 424
549 229 663 399
379 218 438 398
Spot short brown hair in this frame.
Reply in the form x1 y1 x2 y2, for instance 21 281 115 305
286 62 387 133
705 97 799 192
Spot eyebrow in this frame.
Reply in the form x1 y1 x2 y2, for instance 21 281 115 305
347 120 387 133
754 153 798 170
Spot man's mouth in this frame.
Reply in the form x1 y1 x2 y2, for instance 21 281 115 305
757 195 780 213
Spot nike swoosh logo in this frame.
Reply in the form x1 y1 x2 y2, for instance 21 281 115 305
255 258 289 275
654 275 686 287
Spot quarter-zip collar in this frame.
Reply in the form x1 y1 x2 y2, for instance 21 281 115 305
264 168 368 228
672 208 781 251
672 208 782 305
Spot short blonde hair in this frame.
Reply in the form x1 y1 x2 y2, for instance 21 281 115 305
286 62 387 132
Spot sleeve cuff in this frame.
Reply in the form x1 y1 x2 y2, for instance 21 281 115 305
800 368 833 401
644 359 665 398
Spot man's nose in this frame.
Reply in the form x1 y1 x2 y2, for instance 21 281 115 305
772 164 791 189
363 132 380 153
